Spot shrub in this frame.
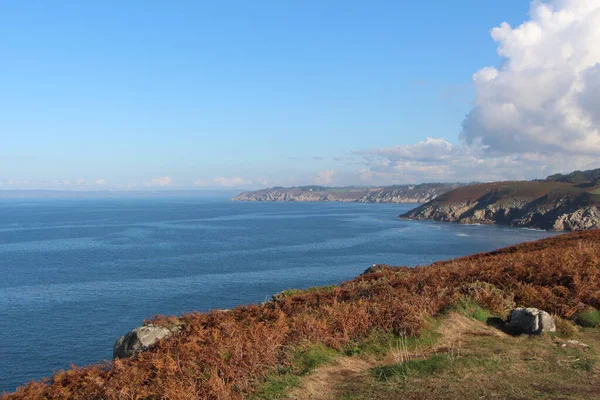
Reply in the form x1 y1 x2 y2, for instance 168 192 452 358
553 317 579 338
450 297 493 323
372 355 450 381
456 281 515 315
575 309 600 328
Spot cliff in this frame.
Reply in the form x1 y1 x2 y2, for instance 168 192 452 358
232 183 464 203
401 169 600 231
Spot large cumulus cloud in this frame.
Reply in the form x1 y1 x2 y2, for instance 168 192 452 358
352 1 600 185
462 0 600 156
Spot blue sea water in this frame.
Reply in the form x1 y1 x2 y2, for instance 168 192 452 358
0 198 558 392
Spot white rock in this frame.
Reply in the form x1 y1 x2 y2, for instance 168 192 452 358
113 325 173 359
506 307 556 335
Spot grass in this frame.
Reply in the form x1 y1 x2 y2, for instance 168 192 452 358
450 297 494 322
552 317 581 339
250 342 339 399
343 318 440 358
372 354 451 381
575 309 600 327
355 320 600 400
271 285 337 301
249 374 300 400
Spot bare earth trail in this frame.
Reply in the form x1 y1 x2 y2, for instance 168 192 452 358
284 314 600 400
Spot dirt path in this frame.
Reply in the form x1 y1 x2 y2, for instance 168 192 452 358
284 356 374 400
285 313 507 400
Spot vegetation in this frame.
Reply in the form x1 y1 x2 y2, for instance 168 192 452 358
575 309 600 328
3 229 600 399
250 342 338 399
545 168 600 184
345 316 600 400
401 169 600 230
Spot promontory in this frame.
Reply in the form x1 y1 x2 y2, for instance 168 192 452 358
401 169 600 231
232 183 464 203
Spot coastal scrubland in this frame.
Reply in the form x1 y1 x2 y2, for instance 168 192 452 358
3 230 600 399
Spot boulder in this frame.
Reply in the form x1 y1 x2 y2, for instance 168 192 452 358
362 264 388 274
506 307 556 335
113 325 173 359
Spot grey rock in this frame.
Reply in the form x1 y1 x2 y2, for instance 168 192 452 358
557 339 590 349
113 325 173 359
552 206 600 231
506 307 556 335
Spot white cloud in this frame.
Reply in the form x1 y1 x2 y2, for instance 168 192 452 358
194 179 208 186
146 176 172 187
95 178 106 185
351 1 600 185
313 170 336 185
357 138 454 163
355 137 599 184
461 0 600 156
213 176 252 187
258 178 269 187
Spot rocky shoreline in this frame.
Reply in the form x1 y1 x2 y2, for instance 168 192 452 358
401 200 600 231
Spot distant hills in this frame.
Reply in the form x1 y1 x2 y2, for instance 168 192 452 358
231 183 465 203
401 169 600 231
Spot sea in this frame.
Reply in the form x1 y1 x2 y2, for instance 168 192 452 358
0 197 558 392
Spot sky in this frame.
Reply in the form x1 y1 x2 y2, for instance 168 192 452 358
1 0 599 190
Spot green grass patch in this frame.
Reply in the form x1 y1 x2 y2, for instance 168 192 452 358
575 309 600 328
372 354 451 381
372 350 503 383
344 319 440 357
271 285 337 301
250 374 301 399
552 317 580 339
450 297 493 322
293 342 339 375
250 342 338 399
572 359 596 372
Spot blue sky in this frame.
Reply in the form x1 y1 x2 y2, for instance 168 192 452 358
2 1 599 190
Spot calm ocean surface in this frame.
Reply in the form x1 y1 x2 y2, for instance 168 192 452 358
0 198 558 392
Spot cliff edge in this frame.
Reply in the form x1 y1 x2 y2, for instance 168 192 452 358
401 169 600 231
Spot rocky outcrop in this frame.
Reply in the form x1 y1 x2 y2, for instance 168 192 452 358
114 325 180 359
403 199 599 232
506 308 556 335
401 172 600 231
232 183 463 203
552 206 600 231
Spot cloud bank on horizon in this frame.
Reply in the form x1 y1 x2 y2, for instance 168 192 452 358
355 0 600 186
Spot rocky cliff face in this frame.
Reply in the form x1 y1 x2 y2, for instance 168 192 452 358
552 206 600 231
400 177 600 231
232 184 462 204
